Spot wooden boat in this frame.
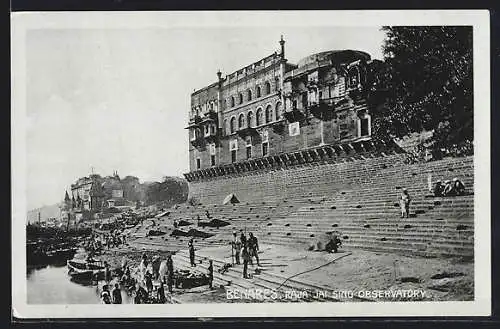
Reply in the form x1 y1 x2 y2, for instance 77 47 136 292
68 269 94 282
67 258 106 282
27 243 77 266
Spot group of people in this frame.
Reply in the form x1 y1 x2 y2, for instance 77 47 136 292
186 239 214 289
100 283 123 304
136 253 172 303
231 230 261 279
97 252 174 304
85 231 127 255
399 177 466 218
432 178 466 197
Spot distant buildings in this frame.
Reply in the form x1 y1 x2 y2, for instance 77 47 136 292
66 171 136 215
70 175 105 212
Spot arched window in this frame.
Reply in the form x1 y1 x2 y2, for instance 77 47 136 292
210 102 214 111
231 96 235 107
256 108 263 126
238 113 245 130
224 119 228 135
256 86 261 98
265 81 271 95
239 93 243 105
275 102 282 120
230 117 236 134
265 105 272 123
247 89 252 101
223 99 227 109
247 111 254 128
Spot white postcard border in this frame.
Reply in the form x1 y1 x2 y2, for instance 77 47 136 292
11 10 491 318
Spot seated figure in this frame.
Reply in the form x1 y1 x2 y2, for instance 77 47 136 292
451 178 466 196
433 180 444 197
443 180 453 196
325 235 342 253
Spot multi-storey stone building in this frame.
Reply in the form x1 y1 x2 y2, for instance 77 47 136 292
70 175 105 212
184 37 389 204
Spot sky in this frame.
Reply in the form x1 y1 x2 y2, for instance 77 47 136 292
25 24 386 210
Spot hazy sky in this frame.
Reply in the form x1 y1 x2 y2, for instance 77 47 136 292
26 25 385 210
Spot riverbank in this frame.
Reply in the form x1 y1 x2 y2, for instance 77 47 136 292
90 239 474 304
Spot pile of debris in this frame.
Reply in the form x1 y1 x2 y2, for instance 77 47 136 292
174 269 209 289
170 228 214 239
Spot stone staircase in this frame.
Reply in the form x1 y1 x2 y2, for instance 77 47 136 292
171 249 372 302
129 156 473 258
127 199 310 252
258 156 474 257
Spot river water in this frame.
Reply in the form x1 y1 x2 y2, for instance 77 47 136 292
27 265 132 304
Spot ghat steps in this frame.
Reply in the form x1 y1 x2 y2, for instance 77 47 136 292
129 156 473 258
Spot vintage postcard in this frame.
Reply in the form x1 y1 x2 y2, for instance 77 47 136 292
11 10 490 318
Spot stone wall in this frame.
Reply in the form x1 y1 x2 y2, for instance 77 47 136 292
188 154 474 205
188 153 405 204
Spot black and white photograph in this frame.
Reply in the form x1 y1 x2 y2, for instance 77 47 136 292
11 10 490 318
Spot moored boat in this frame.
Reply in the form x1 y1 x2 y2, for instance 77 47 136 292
67 258 106 282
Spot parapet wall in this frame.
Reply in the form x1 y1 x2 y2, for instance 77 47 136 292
188 153 404 205
188 154 474 205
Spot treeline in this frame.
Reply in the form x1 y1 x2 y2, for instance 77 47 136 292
143 177 189 206
88 174 189 207
369 26 473 159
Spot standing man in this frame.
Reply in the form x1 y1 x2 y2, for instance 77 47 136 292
240 230 247 248
135 283 148 304
241 246 250 279
399 189 411 218
248 232 261 267
104 262 112 283
112 283 122 304
232 232 241 265
188 239 196 267
157 281 166 303
145 270 153 295
207 260 214 290
100 285 111 304
166 254 174 293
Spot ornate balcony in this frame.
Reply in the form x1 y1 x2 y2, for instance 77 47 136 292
236 126 258 138
204 129 219 143
190 136 205 148
308 101 333 120
283 107 306 123
184 122 200 130
271 120 286 134
204 110 218 121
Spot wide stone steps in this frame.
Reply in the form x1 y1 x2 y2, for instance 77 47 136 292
261 226 474 239
172 250 370 302
259 236 473 258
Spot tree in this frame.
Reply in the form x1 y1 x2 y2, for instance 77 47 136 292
145 177 189 205
372 26 473 157
121 175 141 201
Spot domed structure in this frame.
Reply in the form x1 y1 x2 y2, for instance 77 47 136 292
296 50 370 68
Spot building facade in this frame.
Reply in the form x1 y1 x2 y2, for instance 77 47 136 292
184 37 388 203
70 176 105 212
